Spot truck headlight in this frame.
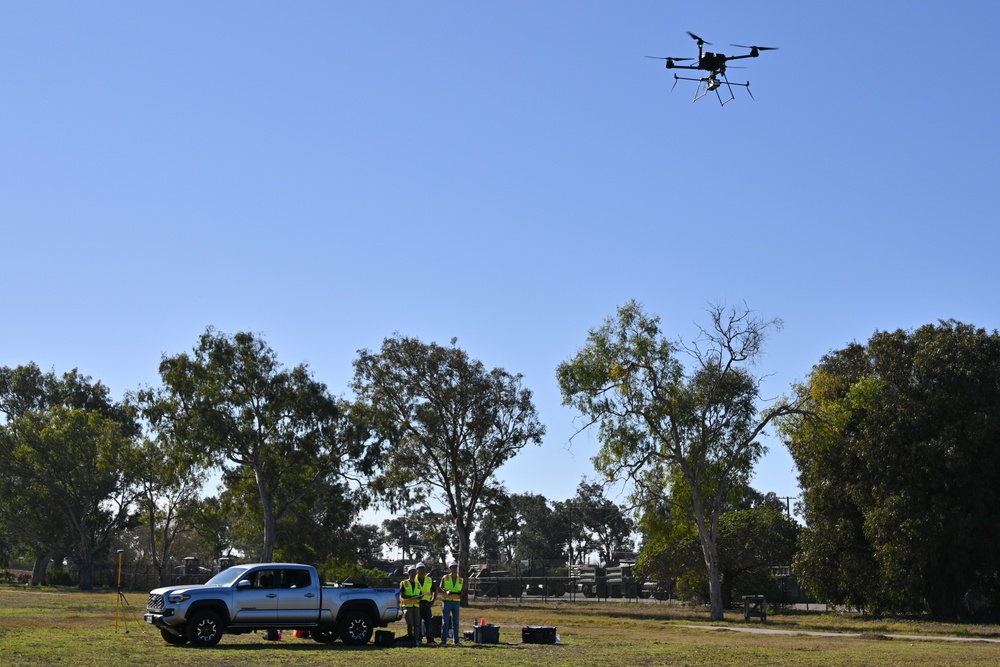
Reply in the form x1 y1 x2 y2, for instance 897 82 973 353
167 593 190 604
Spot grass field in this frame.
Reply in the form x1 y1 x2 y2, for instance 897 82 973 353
3 586 1000 667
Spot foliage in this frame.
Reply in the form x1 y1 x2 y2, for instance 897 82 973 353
184 494 236 564
348 523 389 567
133 434 208 585
0 364 141 589
317 557 390 586
381 515 427 563
216 460 362 565
353 335 544 600
408 502 458 566
779 320 1000 618
637 476 799 606
144 328 371 562
473 482 634 569
568 481 635 565
557 301 801 620
474 487 521 564
475 489 568 567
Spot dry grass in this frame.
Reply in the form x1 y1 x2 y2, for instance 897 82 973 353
3 587 1000 667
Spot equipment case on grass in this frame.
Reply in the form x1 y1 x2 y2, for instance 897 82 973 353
521 626 556 644
473 624 500 644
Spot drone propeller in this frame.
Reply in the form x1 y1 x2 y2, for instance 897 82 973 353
645 56 694 61
687 31 712 45
730 44 779 51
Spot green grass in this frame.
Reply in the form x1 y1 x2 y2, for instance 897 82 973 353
3 587 1000 667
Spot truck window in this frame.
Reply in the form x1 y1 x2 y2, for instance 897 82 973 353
282 569 311 589
244 569 278 589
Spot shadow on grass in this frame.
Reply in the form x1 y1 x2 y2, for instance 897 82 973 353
176 640 551 651
471 600 715 625
467 600 1000 640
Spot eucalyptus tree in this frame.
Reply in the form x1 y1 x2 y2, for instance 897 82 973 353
476 489 579 567
570 481 635 566
133 434 207 585
352 335 544 600
1 364 141 588
144 328 370 562
557 301 802 620
475 488 520 565
637 473 798 606
13 406 141 588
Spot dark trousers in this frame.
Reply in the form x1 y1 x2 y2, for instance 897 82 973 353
419 602 434 642
404 607 421 643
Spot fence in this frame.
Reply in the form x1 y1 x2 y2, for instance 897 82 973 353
466 575 666 602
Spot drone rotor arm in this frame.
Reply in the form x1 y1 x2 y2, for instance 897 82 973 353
671 73 711 84
730 44 779 51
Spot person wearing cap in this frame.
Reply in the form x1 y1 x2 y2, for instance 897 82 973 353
400 565 422 645
440 560 463 645
415 562 438 645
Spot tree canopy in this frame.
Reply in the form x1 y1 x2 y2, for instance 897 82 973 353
144 328 370 562
557 301 800 620
780 320 1000 617
0 364 140 588
353 334 544 600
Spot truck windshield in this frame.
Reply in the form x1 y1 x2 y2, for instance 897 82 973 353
204 566 250 587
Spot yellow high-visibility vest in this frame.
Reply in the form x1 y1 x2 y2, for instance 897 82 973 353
440 574 463 602
417 574 434 602
400 579 422 608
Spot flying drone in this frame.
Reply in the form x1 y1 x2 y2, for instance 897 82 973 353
647 31 778 106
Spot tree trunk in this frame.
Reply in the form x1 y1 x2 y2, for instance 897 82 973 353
255 472 280 642
31 551 51 586
256 470 277 562
691 489 725 620
721 568 735 609
704 546 724 621
457 521 471 607
147 501 165 585
77 550 94 590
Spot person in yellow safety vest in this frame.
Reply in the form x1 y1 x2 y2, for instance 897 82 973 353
440 560 463 645
415 562 438 644
399 565 422 646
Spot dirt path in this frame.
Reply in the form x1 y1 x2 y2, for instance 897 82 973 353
681 624 1000 644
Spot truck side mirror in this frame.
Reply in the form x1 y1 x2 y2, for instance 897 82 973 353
237 579 252 590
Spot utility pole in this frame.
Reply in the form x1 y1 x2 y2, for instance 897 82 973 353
777 496 796 518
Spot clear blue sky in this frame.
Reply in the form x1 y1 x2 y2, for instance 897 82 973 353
3 2 998 518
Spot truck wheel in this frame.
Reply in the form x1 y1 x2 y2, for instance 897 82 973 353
311 626 338 643
186 609 224 647
160 628 188 645
338 610 374 645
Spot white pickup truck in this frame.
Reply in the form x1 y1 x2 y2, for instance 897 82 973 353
144 562 402 647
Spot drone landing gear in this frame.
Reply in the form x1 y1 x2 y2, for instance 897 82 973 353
672 73 753 106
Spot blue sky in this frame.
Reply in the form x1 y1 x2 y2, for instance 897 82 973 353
3 2 998 519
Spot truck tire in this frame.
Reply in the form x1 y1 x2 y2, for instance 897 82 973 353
160 628 188 645
338 609 374 646
186 609 224 647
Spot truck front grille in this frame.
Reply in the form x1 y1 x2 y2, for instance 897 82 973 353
147 593 164 611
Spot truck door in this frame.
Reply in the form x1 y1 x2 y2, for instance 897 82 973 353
232 568 279 624
277 567 319 624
